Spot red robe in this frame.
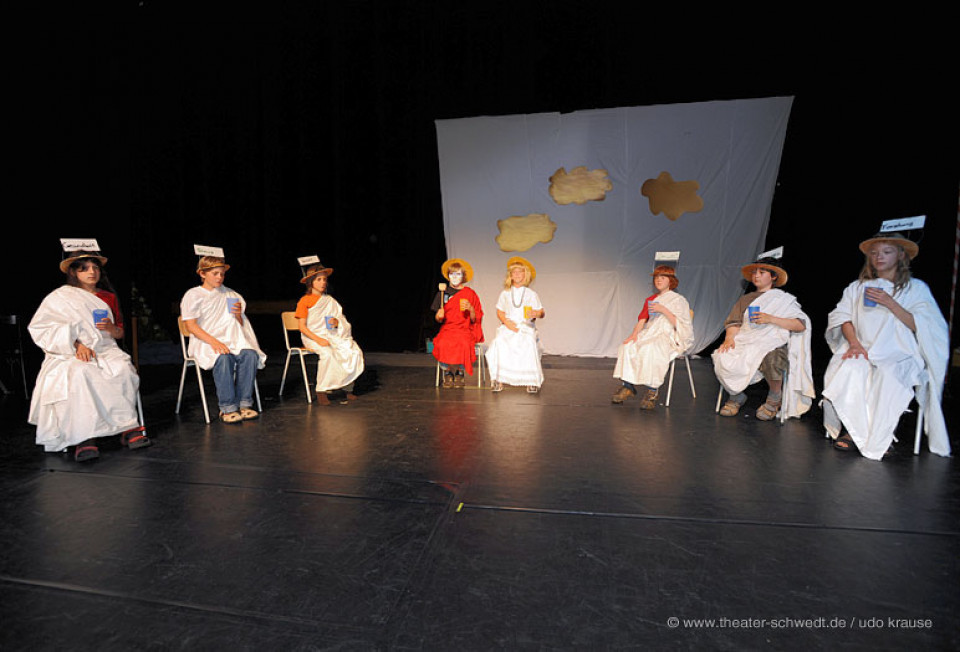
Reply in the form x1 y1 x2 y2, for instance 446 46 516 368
432 287 484 374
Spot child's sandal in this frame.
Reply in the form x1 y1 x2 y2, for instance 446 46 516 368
120 426 152 449
74 441 100 462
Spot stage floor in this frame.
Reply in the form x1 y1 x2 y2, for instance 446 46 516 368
1 354 957 649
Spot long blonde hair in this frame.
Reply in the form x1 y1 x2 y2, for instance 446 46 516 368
503 263 532 289
858 242 911 295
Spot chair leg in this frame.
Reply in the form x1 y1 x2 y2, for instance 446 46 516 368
913 405 924 455
176 363 188 414
254 379 262 412
684 356 696 398
665 359 676 407
195 365 210 424
435 360 441 387
280 351 292 396
298 352 312 403
476 344 485 388
779 370 788 425
715 386 724 413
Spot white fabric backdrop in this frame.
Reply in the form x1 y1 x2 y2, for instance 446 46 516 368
435 97 794 356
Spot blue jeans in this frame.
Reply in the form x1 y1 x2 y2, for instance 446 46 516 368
212 349 258 413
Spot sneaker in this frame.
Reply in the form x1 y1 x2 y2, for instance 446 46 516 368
611 386 636 404
454 373 465 388
491 380 503 392
526 385 539 394
442 372 454 388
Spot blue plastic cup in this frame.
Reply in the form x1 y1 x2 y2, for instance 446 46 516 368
226 298 240 314
863 287 878 307
93 309 109 324
748 306 760 322
325 315 336 330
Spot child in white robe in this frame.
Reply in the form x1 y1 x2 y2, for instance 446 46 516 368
180 255 266 423
485 257 545 393
712 257 813 421
612 265 694 409
294 263 365 405
822 232 950 460
28 249 147 462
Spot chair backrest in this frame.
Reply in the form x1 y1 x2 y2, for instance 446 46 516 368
176 317 190 358
281 312 299 350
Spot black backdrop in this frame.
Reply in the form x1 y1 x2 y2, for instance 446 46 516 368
10 3 959 370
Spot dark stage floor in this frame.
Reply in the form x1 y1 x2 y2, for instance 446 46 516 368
1 353 958 650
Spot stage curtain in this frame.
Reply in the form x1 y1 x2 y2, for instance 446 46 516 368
435 97 793 356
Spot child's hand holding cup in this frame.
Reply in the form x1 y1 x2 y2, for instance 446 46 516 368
748 306 760 323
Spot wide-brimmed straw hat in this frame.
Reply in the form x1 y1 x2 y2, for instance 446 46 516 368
60 251 108 274
300 262 334 284
441 258 473 283
741 257 788 287
858 231 919 260
507 256 536 281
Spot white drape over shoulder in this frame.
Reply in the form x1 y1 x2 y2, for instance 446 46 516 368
28 286 140 451
613 291 693 388
180 285 266 371
301 295 365 392
712 289 814 419
822 278 950 460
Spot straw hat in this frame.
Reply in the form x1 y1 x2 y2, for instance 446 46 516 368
741 257 788 287
60 251 108 274
507 256 536 281
441 258 473 283
858 231 919 260
300 262 334 284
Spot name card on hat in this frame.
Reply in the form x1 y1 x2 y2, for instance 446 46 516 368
194 244 225 258
880 215 925 232
298 255 320 266
758 246 783 259
61 238 100 252
654 251 680 261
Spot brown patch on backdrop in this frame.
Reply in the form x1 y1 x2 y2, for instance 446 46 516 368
496 213 558 252
641 171 703 221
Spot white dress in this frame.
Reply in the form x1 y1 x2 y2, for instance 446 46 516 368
821 278 949 460
301 294 365 392
711 288 815 419
613 291 694 389
485 287 544 387
180 285 266 370
28 286 141 452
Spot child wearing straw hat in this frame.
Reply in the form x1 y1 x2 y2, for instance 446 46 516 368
431 258 484 388
28 243 149 461
295 262 365 405
712 255 814 421
180 253 266 423
485 257 545 393
822 232 949 459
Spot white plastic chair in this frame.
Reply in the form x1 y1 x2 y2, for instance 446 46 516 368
435 342 486 388
176 316 262 423
279 311 317 403
664 309 696 407
664 354 696 407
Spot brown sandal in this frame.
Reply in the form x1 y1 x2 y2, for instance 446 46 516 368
719 400 742 417
756 400 781 421
74 440 100 462
120 427 152 449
